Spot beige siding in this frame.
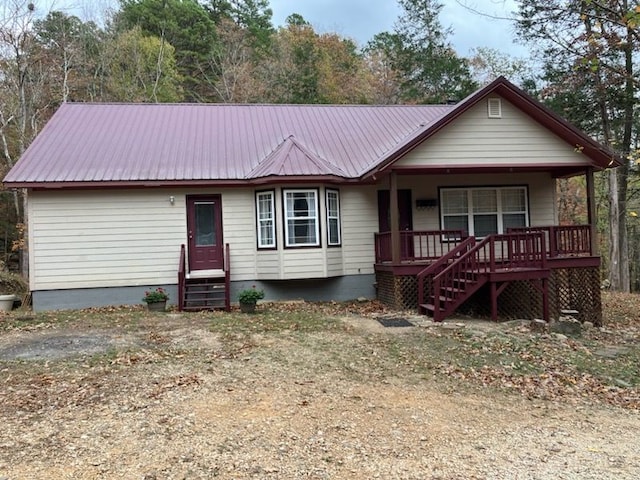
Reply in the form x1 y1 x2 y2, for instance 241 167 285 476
397 173 556 231
397 97 591 168
341 187 378 275
29 189 187 290
220 189 258 279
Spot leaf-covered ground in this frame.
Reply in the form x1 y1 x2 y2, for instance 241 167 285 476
0 292 639 478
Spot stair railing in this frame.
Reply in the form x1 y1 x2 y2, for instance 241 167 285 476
431 232 547 321
417 236 476 312
178 244 187 311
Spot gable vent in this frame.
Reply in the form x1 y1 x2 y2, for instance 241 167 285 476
487 98 502 118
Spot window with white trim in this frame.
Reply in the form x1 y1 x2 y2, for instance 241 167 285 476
284 189 319 247
256 191 276 248
440 186 528 237
326 189 341 246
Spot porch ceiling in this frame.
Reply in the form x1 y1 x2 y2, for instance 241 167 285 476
388 164 591 178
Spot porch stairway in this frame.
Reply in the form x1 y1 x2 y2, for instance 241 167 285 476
178 244 231 311
417 232 550 322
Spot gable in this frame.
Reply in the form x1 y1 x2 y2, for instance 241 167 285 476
395 96 594 170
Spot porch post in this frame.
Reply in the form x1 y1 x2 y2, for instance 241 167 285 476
390 171 401 263
585 167 598 255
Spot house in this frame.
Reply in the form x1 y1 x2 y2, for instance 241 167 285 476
3 77 618 322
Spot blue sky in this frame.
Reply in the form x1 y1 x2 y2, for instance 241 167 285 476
269 0 526 57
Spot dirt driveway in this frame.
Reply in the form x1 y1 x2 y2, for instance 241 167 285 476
0 307 639 479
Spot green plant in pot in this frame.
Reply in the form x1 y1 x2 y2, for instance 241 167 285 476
142 287 169 311
238 286 264 313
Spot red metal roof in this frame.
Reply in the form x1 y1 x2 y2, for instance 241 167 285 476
3 78 618 188
3 102 451 186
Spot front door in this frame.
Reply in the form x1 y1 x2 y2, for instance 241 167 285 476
378 189 413 259
187 195 223 271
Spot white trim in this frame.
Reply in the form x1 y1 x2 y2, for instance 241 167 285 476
256 190 276 248
326 189 341 246
187 269 225 279
283 189 320 247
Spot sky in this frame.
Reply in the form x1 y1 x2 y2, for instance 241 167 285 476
42 0 527 58
268 0 526 57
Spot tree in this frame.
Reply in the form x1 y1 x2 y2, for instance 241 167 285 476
468 47 531 86
391 0 477 103
260 15 372 104
105 26 182 102
118 0 216 100
515 0 639 292
363 32 403 104
33 11 105 102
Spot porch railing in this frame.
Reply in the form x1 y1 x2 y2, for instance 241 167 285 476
377 225 593 264
507 225 592 257
374 229 467 263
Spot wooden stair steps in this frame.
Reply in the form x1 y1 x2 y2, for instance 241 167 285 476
183 280 227 311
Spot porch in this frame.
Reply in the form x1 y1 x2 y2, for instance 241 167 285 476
374 226 602 325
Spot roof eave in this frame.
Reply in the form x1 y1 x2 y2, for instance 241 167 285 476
5 174 359 190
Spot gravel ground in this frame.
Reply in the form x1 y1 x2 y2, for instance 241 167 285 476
0 311 639 479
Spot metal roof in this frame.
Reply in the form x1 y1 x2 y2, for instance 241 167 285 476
3 78 618 188
3 102 451 185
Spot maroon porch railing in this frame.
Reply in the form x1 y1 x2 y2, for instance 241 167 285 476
417 236 476 311
178 243 231 311
374 230 467 263
507 225 592 257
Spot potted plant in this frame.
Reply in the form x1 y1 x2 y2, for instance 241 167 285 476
142 287 169 312
238 286 264 313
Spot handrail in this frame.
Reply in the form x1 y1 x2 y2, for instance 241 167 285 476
417 236 476 308
507 225 592 257
178 244 186 311
374 229 467 263
431 232 547 321
224 243 231 311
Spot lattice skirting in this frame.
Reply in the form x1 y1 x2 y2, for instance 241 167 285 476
377 265 602 325
375 271 418 311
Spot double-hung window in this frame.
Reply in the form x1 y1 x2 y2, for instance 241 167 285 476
284 189 319 247
256 191 276 248
441 186 528 237
326 189 341 246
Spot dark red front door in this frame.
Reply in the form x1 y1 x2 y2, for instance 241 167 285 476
187 195 223 270
378 189 413 259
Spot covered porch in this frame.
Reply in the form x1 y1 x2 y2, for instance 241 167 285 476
372 169 602 325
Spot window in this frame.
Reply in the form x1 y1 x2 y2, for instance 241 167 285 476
440 186 528 237
194 201 216 246
284 189 319 247
256 191 276 248
326 189 341 246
